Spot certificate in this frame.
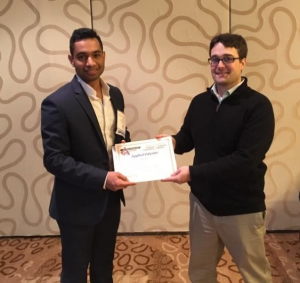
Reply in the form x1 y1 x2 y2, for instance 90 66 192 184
112 137 177 182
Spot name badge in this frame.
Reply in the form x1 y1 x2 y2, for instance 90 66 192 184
116 110 126 138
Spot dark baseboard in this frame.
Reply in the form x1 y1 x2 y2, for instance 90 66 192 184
266 230 299 233
0 230 298 238
117 231 189 236
118 230 298 236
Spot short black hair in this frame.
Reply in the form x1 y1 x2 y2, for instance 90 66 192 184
69 28 103 56
209 33 248 59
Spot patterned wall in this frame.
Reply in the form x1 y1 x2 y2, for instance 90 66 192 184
0 0 299 236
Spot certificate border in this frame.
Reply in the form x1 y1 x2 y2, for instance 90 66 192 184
112 137 177 182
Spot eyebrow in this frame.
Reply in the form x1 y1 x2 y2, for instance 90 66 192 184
76 50 102 56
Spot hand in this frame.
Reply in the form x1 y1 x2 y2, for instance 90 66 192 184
155 134 176 149
162 166 191 184
106 172 136 191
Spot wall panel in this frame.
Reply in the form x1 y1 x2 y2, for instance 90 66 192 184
0 0 299 235
0 0 92 235
92 0 230 232
231 0 300 229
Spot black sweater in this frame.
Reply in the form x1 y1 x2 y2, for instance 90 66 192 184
174 78 275 216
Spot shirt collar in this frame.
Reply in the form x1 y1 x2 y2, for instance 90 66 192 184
211 79 244 101
76 74 110 100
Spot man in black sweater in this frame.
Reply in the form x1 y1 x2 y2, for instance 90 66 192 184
158 33 274 283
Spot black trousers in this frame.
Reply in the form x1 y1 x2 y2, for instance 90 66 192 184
57 193 121 283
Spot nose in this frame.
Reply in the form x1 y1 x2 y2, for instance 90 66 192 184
217 59 225 67
86 56 95 66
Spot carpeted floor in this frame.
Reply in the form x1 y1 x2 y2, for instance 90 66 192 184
0 232 299 282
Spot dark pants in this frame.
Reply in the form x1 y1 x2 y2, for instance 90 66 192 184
57 193 121 283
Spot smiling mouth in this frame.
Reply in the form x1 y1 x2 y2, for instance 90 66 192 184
86 69 98 74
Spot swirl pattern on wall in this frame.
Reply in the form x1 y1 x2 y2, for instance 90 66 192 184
0 0 299 235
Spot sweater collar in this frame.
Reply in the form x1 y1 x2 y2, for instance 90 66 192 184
208 77 248 97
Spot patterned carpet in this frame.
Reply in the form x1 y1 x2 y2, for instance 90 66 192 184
0 232 299 282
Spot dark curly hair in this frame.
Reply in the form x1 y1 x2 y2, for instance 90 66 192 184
209 33 248 59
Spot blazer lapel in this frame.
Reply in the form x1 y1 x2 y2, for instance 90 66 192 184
110 95 118 129
71 77 107 147
109 91 124 144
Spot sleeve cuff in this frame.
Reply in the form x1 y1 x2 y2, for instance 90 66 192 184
103 173 108 189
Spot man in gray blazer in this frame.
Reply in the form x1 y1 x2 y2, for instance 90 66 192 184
41 28 135 283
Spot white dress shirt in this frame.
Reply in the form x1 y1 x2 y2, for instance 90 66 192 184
76 75 115 188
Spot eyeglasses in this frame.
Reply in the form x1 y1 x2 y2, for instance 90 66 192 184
208 56 240 66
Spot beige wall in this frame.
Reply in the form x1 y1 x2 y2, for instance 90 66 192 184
0 0 299 236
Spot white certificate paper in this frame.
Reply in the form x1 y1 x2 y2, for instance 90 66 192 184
112 137 177 182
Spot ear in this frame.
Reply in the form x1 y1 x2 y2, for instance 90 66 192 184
68 55 74 66
240 58 246 71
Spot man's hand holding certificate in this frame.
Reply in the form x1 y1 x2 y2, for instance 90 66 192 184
112 137 177 183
